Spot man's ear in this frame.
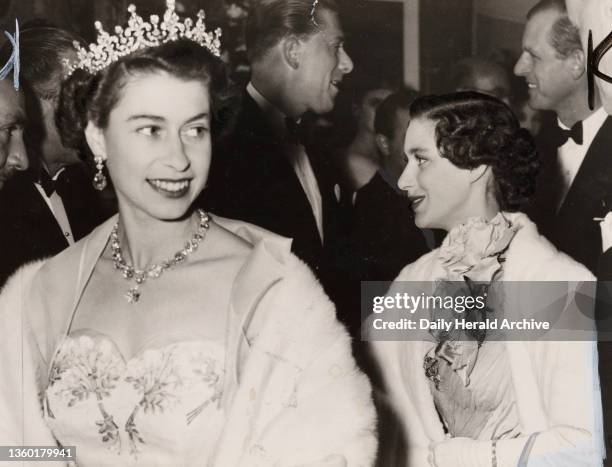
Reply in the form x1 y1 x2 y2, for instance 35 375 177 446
85 122 107 161
281 35 302 69
375 134 390 157
568 48 586 80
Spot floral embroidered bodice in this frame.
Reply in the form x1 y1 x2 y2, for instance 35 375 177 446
44 331 225 467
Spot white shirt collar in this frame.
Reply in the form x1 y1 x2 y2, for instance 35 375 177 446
557 106 608 144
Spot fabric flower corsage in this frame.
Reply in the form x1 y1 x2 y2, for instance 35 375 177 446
424 213 518 388
438 212 518 282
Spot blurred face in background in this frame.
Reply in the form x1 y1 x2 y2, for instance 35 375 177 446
356 87 393 133
378 108 411 184
0 80 28 190
456 72 511 105
36 50 81 171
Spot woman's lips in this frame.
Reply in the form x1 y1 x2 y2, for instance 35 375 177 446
407 195 425 210
147 179 191 198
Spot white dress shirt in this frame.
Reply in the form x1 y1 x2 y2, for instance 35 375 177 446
557 107 608 209
246 82 324 242
34 167 75 245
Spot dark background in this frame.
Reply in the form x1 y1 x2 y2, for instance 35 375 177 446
0 0 536 94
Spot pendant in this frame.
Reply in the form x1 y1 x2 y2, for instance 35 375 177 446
125 286 141 304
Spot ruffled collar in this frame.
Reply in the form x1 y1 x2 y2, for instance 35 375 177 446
438 212 519 282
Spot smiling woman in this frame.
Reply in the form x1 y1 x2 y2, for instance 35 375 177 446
370 92 604 466
399 92 539 230
85 72 213 222
0 2 376 466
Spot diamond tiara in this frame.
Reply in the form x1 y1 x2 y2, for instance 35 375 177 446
66 0 222 76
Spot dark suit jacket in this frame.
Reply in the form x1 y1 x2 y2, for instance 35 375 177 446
338 172 431 282
529 116 612 274
534 117 612 457
202 92 341 288
332 172 433 336
0 165 109 286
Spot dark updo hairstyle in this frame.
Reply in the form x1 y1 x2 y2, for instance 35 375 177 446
57 39 231 155
409 91 539 211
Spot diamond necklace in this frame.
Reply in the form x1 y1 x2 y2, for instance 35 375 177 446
110 209 210 303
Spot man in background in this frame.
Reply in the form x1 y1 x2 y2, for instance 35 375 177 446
0 78 28 191
0 25 108 286
568 0 612 458
205 0 353 297
451 56 512 104
361 87 432 279
514 0 612 274
334 88 432 337
338 74 396 197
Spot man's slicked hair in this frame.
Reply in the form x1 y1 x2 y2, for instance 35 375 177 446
11 25 84 101
527 0 583 59
245 0 339 63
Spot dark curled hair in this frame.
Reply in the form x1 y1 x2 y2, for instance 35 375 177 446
245 0 339 63
409 91 539 211
57 39 232 154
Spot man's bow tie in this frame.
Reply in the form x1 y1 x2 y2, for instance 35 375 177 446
553 121 583 147
37 169 70 197
37 170 58 197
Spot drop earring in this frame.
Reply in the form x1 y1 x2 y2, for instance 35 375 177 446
93 155 107 191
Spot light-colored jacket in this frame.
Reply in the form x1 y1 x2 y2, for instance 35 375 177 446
370 212 604 466
0 215 377 467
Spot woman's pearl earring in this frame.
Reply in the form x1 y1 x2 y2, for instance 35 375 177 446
93 155 107 191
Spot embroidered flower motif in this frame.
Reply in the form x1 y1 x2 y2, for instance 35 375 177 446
51 337 123 404
187 355 223 424
46 337 225 459
49 335 124 451
123 348 183 454
126 349 182 414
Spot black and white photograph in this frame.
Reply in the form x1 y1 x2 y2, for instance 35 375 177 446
0 0 610 465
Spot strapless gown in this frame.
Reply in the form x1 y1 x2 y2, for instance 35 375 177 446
44 330 225 466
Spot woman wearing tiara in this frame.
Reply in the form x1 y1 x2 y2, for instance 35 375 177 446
0 3 376 466
369 92 603 466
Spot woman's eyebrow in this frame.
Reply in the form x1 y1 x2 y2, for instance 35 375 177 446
126 114 165 122
184 112 210 124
